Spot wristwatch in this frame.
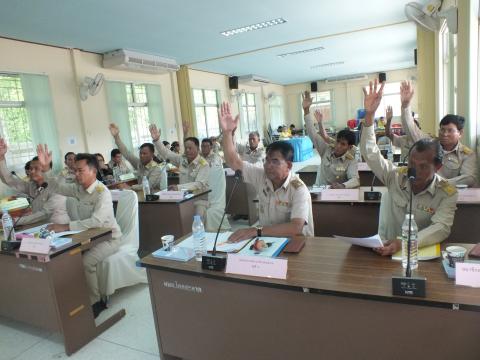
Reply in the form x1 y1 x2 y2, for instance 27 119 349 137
256 226 263 237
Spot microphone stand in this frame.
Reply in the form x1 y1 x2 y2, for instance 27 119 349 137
406 171 415 278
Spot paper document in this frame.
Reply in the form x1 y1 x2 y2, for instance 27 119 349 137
392 243 441 261
237 237 289 257
19 224 81 239
178 232 251 253
334 234 383 248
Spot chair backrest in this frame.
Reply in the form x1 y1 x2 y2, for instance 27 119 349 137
115 190 139 246
207 164 226 207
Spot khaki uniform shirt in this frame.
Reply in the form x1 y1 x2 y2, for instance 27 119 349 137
391 134 412 162
108 159 133 176
242 162 314 236
361 125 458 247
45 173 121 239
304 114 360 188
204 151 223 168
217 133 264 166
0 160 69 225
58 167 76 184
114 137 167 192
401 107 478 186
153 140 209 192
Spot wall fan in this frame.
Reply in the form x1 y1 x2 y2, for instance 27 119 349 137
405 1 458 34
79 73 105 101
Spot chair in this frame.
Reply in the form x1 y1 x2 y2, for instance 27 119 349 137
97 190 146 297
205 164 231 232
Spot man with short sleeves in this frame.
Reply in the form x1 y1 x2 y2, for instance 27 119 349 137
219 102 313 242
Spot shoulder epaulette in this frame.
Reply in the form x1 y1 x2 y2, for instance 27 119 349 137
290 178 305 189
397 166 408 175
199 158 208 166
461 144 473 155
439 180 457 196
345 153 354 160
95 184 104 193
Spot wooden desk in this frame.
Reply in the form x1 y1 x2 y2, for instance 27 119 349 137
141 238 480 360
296 165 383 187
138 191 209 257
225 174 258 225
312 186 480 243
0 228 125 355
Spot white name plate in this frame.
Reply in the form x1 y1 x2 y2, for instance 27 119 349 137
321 189 359 201
456 262 480 288
19 237 50 255
456 189 480 203
226 254 287 280
158 190 185 200
357 162 371 171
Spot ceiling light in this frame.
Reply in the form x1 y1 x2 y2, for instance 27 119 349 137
311 61 345 69
277 46 325 58
221 18 287 37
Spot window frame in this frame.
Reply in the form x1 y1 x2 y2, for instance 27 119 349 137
125 83 151 150
239 92 259 135
193 88 221 139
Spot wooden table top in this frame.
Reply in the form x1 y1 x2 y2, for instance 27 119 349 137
141 237 480 310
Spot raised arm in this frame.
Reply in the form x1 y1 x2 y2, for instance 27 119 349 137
109 123 140 169
219 102 243 171
302 91 329 156
0 138 29 194
149 124 183 167
400 81 427 142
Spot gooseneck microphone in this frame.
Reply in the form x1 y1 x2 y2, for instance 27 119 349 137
202 169 242 271
406 168 416 278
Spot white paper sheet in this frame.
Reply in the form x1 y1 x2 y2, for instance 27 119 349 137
177 232 252 253
18 224 81 239
333 234 383 248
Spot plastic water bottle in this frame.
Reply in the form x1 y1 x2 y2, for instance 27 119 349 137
192 215 206 261
401 213 418 270
112 166 119 183
2 208 15 242
160 165 168 191
142 175 151 196
387 145 394 162
354 147 361 162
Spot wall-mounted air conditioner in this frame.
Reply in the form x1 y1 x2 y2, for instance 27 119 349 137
324 74 368 84
238 74 271 87
103 49 180 74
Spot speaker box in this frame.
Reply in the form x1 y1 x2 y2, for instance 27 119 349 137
379 72 386 83
310 82 318 92
229 76 238 90
414 48 417 66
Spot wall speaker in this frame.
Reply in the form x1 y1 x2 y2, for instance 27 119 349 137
379 72 387 83
229 76 238 90
310 82 318 92
414 48 417 66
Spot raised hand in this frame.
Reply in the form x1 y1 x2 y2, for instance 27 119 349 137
218 102 239 133
36 144 52 172
363 79 385 126
0 138 8 159
109 123 120 137
182 121 190 136
149 124 161 142
302 91 313 112
386 105 393 122
400 81 414 109
314 109 324 124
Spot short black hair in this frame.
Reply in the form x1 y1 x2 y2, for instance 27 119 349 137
162 141 170 147
201 138 213 146
75 153 99 172
64 152 75 161
184 137 199 148
111 148 121 158
94 153 105 161
31 156 52 169
24 160 31 172
440 114 465 131
409 138 443 166
139 143 155 153
170 141 180 151
266 141 294 162
336 129 356 146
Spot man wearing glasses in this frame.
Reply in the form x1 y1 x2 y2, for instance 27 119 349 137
400 81 478 187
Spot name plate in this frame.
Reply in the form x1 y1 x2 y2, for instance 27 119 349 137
457 189 480 203
357 162 371 171
456 262 480 287
119 173 136 181
19 237 50 255
157 190 185 200
226 254 288 279
321 189 359 201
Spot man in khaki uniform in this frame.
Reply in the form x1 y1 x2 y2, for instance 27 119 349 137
362 80 458 256
219 102 314 242
303 91 360 189
37 148 121 318
58 152 76 183
0 140 69 225
384 105 418 161
201 138 223 168
108 123 167 192
399 81 478 186
149 125 209 192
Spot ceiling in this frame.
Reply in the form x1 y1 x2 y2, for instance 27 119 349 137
0 0 426 84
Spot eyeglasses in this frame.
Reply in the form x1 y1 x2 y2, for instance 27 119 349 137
439 128 459 135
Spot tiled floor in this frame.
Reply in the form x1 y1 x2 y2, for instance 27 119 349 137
0 151 321 360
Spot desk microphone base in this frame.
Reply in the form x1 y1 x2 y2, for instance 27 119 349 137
364 191 382 201
201 254 226 271
392 275 426 298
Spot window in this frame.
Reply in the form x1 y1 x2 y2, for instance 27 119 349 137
268 95 285 130
126 84 151 149
0 74 35 170
193 89 220 139
364 82 402 118
304 91 334 123
240 93 258 134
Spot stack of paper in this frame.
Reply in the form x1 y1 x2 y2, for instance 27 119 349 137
333 234 384 248
177 232 251 253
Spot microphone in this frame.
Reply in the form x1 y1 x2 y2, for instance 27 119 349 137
201 169 242 271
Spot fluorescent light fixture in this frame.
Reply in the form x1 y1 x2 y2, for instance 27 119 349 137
277 46 325 58
221 18 287 37
311 61 345 69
